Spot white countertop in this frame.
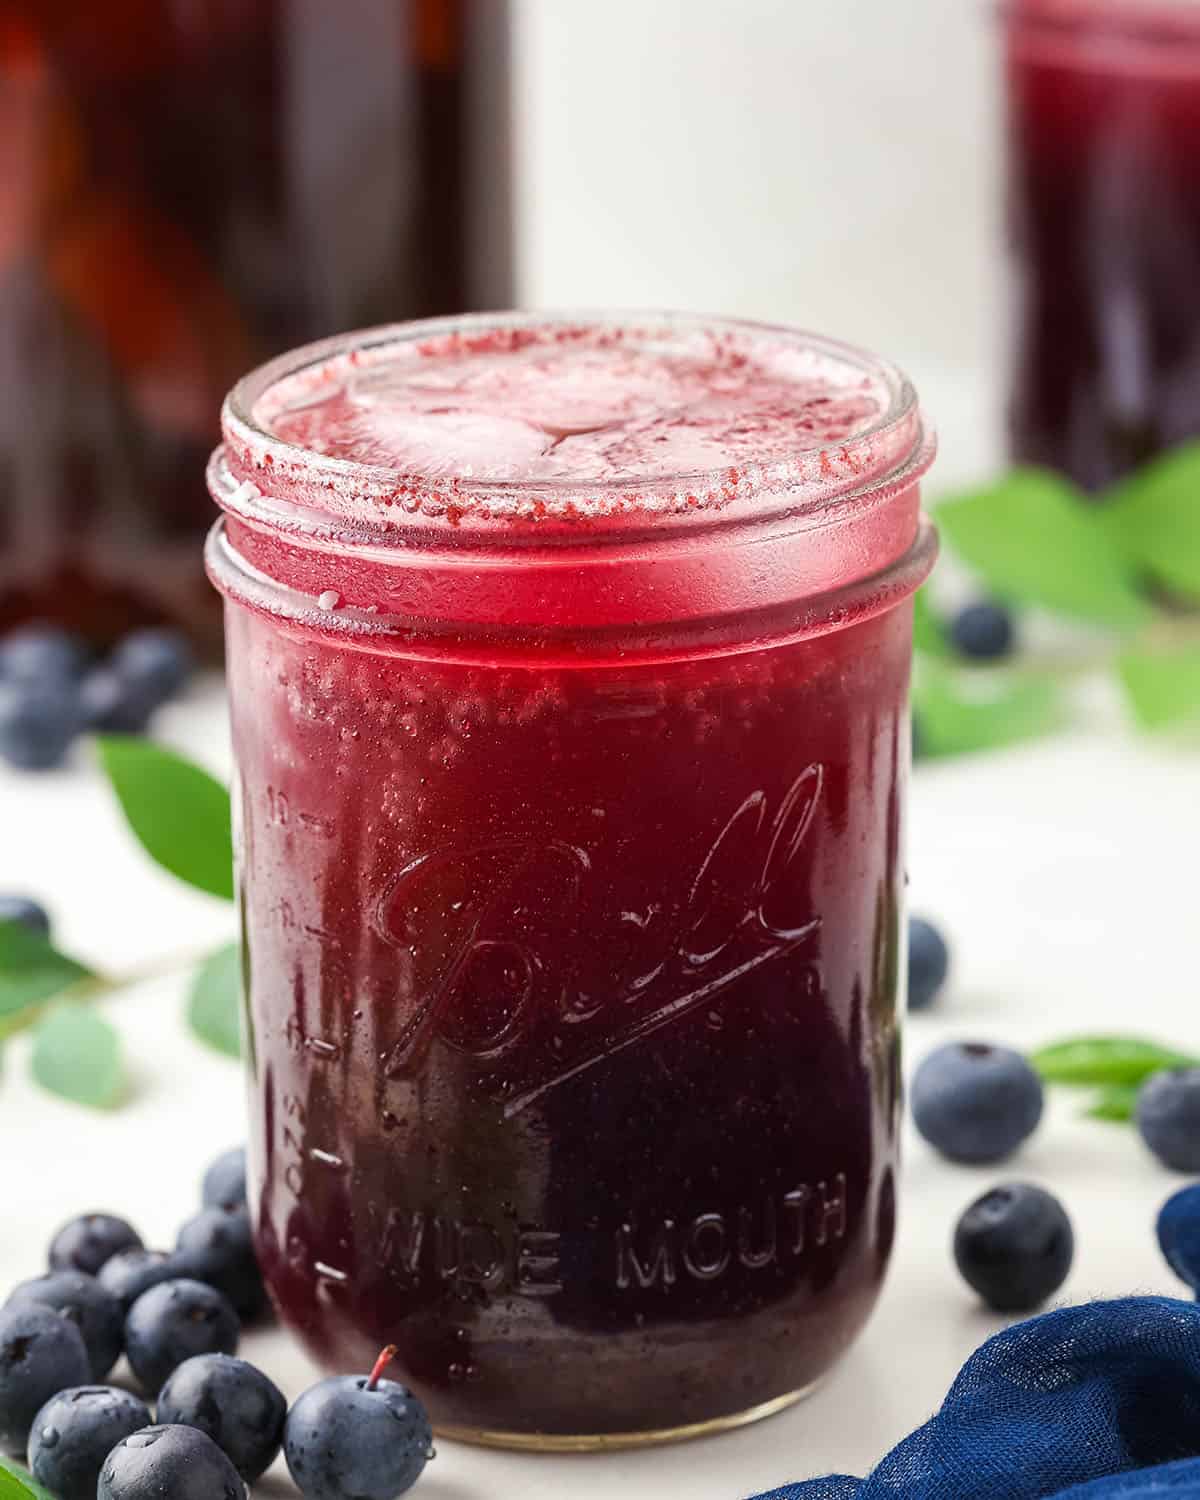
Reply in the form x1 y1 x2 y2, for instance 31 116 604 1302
2 674 1195 1499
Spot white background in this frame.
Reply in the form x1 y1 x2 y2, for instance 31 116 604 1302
512 0 1004 489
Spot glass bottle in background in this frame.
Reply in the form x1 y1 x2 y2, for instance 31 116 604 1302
0 0 512 654
1004 0 1200 493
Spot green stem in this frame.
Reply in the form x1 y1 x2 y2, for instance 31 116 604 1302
1 944 229 1036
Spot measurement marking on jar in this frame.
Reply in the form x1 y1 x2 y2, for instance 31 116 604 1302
313 1262 349 1284
308 1149 346 1171
301 924 343 948
306 1038 342 1061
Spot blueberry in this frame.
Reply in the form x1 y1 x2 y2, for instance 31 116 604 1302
0 679 81 770
124 1280 239 1396
0 1303 90 1456
0 625 87 684
0 895 50 936
98 1424 246 1500
908 916 949 1010
284 1353 432 1500
951 600 1016 661
175 1209 264 1320
49 1213 143 1276
202 1148 247 1213
912 1041 1044 1164
1138 1070 1200 1172
97 1251 178 1315
27 1386 151 1500
8 1271 124 1382
79 667 158 735
110 629 193 706
1157 1183 1200 1292
954 1182 1074 1311
158 1354 285 1484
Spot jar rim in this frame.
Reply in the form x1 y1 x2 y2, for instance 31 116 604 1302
1002 0 1200 50
218 310 929 534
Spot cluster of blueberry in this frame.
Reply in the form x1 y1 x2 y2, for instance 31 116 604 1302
908 947 1200 1316
0 1152 432 1500
0 625 193 771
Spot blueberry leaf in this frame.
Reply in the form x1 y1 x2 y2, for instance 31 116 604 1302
935 469 1148 628
912 659 1064 757
1031 1036 1200 1088
1101 441 1200 600
0 919 94 1020
30 1003 126 1109
0 1458 53 1500
97 736 234 901
188 942 242 1058
1117 639 1200 730
1084 1083 1140 1123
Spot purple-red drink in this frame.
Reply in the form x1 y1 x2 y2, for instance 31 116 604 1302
207 315 936 1445
1005 0 1200 490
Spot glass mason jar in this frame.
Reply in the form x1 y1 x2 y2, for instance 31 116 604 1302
206 313 936 1448
0 0 511 654
1004 0 1200 491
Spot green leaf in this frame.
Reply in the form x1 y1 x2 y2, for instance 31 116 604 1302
0 920 94 1020
1117 639 1200 730
187 942 242 1058
97 736 234 901
30 1004 125 1109
1084 1083 1140 1123
1101 441 1200 599
912 585 953 660
0 1457 54 1500
913 659 1064 758
1031 1036 1200 1088
935 469 1148 628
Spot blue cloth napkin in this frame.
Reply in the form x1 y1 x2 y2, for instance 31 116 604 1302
749 1297 1200 1499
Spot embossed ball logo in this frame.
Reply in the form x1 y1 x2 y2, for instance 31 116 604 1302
375 763 825 1116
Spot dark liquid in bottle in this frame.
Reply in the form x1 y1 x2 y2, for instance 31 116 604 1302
1006 0 1200 492
0 0 511 651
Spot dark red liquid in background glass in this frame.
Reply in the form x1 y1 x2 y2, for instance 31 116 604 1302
1006 0 1200 491
211 319 930 1440
0 0 511 653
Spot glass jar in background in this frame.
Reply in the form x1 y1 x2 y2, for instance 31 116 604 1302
0 0 512 655
1004 0 1200 493
207 312 936 1446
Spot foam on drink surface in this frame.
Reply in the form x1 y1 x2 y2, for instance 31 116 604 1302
254 323 886 492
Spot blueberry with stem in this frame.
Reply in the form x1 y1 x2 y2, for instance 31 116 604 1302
284 1345 433 1500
